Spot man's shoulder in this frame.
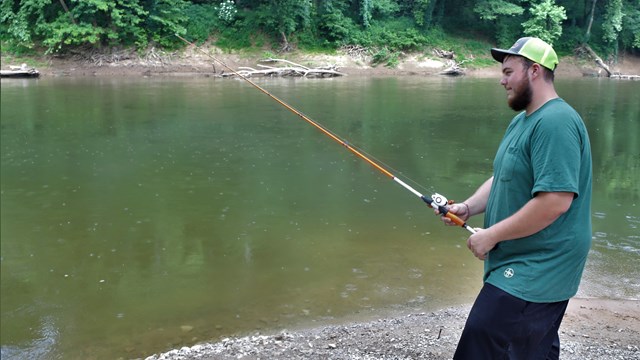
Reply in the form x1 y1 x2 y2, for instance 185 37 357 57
542 98 580 117
534 98 584 128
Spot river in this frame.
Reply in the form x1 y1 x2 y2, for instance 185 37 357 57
1 76 638 359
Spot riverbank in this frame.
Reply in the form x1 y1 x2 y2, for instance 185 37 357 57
145 298 639 360
3 45 640 78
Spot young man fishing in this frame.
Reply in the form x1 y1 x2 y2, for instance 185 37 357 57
440 37 593 359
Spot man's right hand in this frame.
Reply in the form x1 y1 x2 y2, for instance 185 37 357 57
436 202 470 226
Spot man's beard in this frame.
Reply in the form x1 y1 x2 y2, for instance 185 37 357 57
508 78 532 111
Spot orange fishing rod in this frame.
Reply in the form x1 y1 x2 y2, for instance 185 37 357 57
175 34 475 234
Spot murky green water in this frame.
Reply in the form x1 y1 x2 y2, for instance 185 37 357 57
1 76 638 359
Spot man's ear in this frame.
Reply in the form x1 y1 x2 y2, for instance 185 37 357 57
529 63 543 79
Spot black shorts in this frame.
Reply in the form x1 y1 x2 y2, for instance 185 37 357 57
454 282 569 360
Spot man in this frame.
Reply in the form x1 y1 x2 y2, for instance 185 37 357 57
441 37 593 359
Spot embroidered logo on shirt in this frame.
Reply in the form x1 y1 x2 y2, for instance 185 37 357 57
504 268 515 278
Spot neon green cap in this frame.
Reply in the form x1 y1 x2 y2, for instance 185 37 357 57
491 37 558 71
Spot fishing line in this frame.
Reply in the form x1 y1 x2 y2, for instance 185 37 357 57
175 34 475 234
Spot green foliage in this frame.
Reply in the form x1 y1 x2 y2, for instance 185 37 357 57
361 0 373 27
621 3 640 49
218 0 238 24
317 1 357 45
370 0 401 19
0 0 44 48
214 10 261 50
474 0 524 21
38 19 105 53
0 40 39 57
144 0 188 48
255 0 311 41
349 17 427 51
473 0 525 47
558 25 588 52
1 0 638 60
522 0 567 45
184 3 219 44
371 46 400 67
409 0 435 27
602 0 624 44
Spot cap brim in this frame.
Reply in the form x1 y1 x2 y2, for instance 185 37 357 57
491 48 518 64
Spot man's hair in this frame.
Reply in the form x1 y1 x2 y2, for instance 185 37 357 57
520 57 555 82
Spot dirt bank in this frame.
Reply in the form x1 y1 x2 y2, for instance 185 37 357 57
4 45 639 78
144 298 639 360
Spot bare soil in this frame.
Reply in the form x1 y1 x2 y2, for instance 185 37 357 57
4 45 639 78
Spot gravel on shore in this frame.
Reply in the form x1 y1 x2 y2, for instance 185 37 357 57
144 298 639 360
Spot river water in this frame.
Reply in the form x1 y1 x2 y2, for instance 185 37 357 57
1 76 638 359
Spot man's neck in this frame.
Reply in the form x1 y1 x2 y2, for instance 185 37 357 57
526 86 559 115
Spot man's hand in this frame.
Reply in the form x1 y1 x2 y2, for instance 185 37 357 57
466 228 496 260
436 203 469 226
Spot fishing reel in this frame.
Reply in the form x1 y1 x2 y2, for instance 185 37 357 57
430 193 450 207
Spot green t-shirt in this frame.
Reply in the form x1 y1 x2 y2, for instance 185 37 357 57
484 98 592 303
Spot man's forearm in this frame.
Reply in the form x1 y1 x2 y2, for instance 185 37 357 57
464 176 493 217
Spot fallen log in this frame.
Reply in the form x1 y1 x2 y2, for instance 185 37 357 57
578 45 639 80
433 48 455 60
439 60 465 76
1 64 40 78
610 74 640 80
222 59 345 78
580 44 612 76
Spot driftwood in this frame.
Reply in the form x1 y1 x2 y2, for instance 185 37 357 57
340 45 369 61
433 48 455 60
222 59 345 78
0 64 40 78
578 44 638 80
581 44 612 76
610 74 640 80
433 49 465 76
439 60 466 76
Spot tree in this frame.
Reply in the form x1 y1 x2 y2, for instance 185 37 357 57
621 0 640 50
143 0 188 48
474 0 525 46
522 0 567 45
405 0 439 27
585 0 598 42
361 0 373 27
255 0 312 51
602 0 624 45
474 0 524 20
0 0 43 48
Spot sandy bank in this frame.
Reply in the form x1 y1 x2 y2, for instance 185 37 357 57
145 298 639 360
5 46 639 79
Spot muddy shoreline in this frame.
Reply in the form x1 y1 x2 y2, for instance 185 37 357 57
5 46 639 79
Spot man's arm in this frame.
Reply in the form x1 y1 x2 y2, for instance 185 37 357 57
467 191 574 259
441 176 493 224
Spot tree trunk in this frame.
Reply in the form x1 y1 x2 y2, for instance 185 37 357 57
585 0 597 42
582 44 612 77
280 31 292 53
59 0 76 25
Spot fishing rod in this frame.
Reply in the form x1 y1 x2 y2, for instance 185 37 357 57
175 34 476 234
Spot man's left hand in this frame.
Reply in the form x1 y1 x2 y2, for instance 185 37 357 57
467 228 496 260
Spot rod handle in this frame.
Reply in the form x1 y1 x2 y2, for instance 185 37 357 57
445 212 466 227
421 195 472 231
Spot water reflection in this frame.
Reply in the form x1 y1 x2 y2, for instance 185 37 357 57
1 313 58 360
